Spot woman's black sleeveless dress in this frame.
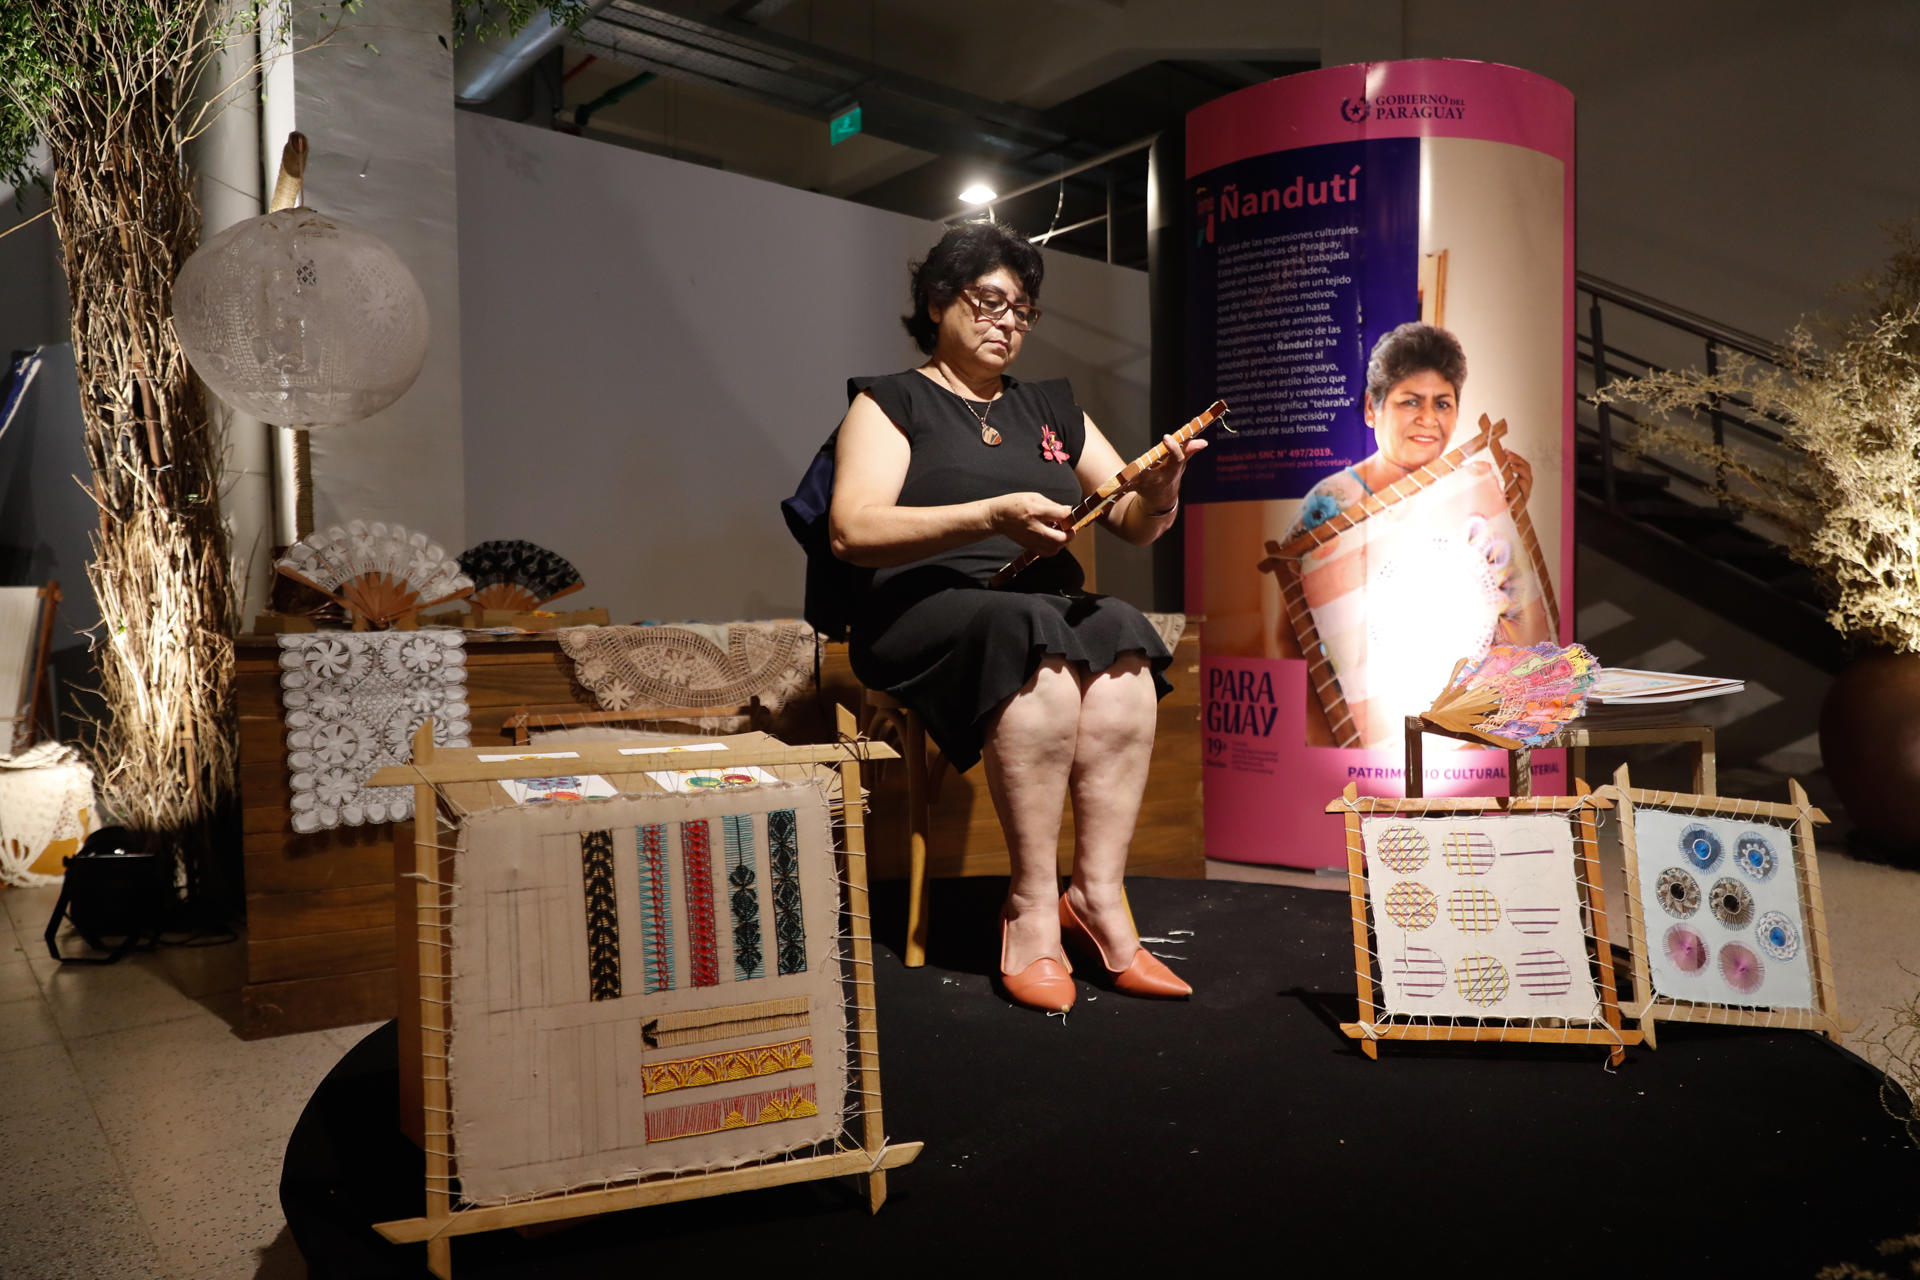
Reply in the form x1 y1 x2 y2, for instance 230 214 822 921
847 370 1173 772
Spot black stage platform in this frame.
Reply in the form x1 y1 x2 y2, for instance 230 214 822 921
283 877 1920 1276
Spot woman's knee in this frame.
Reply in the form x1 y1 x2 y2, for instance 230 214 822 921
987 657 1081 743
1078 657 1156 739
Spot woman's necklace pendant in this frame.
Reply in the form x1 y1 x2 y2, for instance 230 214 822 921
932 365 1003 445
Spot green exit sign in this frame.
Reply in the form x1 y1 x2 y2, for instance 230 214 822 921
829 104 862 146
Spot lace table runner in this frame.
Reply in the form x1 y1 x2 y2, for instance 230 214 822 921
277 630 472 832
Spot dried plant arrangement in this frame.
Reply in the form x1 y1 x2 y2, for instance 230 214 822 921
1594 221 1920 653
1873 973 1920 1150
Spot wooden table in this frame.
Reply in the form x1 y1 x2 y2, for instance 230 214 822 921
1402 704 1717 799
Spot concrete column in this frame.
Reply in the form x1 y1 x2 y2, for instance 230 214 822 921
291 0 466 550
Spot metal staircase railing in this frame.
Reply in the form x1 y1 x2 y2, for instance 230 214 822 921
1573 271 1845 670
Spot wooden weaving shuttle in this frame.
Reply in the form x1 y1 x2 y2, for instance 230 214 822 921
988 399 1230 588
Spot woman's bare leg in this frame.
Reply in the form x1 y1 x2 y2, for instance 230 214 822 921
1063 655 1157 966
981 657 1081 973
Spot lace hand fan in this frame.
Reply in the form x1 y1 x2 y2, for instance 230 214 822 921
275 521 474 628
456 539 584 611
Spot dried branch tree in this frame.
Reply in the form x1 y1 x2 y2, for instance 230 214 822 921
1596 222 1920 654
0 0 585 906
0 0 354 902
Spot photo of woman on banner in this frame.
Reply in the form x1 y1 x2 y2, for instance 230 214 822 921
1280 323 1531 543
1260 322 1555 748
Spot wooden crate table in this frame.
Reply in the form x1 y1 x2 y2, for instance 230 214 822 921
1402 704 1717 799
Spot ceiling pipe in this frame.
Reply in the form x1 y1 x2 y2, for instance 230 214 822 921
455 0 615 105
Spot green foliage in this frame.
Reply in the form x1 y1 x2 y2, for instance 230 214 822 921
452 0 595 48
0 0 586 193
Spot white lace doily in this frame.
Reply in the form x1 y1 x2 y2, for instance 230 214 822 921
0 744 96 886
277 630 472 833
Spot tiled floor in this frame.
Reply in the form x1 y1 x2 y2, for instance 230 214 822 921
4 843 1918 1280
0 883 376 1280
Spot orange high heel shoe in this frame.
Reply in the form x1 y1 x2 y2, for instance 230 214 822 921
1059 891 1193 999
997 914 1076 1012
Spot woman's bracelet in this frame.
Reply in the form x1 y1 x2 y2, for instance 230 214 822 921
1144 497 1179 517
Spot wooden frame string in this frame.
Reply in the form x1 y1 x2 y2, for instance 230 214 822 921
364 717 918 1277
1330 784 1640 1065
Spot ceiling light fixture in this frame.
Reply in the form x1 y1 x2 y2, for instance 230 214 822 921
958 183 997 205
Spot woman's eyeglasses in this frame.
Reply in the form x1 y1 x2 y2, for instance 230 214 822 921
960 287 1041 331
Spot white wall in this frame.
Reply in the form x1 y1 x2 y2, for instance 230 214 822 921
1399 1 1919 342
456 113 1153 623
293 0 466 546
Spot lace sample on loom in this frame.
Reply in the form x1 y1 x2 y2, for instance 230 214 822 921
556 622 818 725
1263 418 1558 751
1331 786 1634 1061
1360 813 1600 1021
276 630 471 832
1607 773 1842 1045
448 783 848 1203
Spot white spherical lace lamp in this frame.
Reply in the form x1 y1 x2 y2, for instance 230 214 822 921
171 206 429 426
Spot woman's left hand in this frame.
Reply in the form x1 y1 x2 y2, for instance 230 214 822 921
1133 433 1208 513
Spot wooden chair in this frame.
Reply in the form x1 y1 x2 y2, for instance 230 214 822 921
861 689 948 968
1 582 60 753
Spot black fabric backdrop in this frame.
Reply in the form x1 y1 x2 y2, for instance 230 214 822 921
284 878 1920 1277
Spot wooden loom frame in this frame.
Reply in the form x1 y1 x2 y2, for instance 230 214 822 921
1600 765 1845 1050
1267 416 1559 748
1328 782 1640 1065
366 706 919 1278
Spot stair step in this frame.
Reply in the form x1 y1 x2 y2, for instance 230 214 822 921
1574 465 1671 496
1613 499 1741 527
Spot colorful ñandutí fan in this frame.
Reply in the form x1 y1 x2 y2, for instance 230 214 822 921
1425 640 1598 750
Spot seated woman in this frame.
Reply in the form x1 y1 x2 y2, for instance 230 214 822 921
1280 322 1530 545
828 222 1201 1013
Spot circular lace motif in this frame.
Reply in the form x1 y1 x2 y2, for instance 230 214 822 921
1664 924 1709 974
1755 911 1801 960
1709 877 1754 928
1455 954 1510 1007
1375 826 1430 874
1734 832 1778 882
1383 881 1439 930
1655 867 1701 919
1443 830 1495 876
1679 823 1723 872
1719 942 1765 993
1446 886 1502 934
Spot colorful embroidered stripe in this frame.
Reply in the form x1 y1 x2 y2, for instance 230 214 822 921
637 823 674 993
767 808 806 975
641 1037 813 1096
644 1084 819 1143
580 829 621 1001
722 812 765 981
681 819 720 987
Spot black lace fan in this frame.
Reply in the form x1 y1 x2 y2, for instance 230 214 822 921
457 539 584 611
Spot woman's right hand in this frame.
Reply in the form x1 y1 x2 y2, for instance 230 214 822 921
986 492 1074 555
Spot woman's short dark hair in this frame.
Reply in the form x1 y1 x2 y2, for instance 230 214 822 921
1364 322 1467 406
902 221 1045 353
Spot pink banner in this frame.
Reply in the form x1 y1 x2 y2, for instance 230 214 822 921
1186 60 1576 867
